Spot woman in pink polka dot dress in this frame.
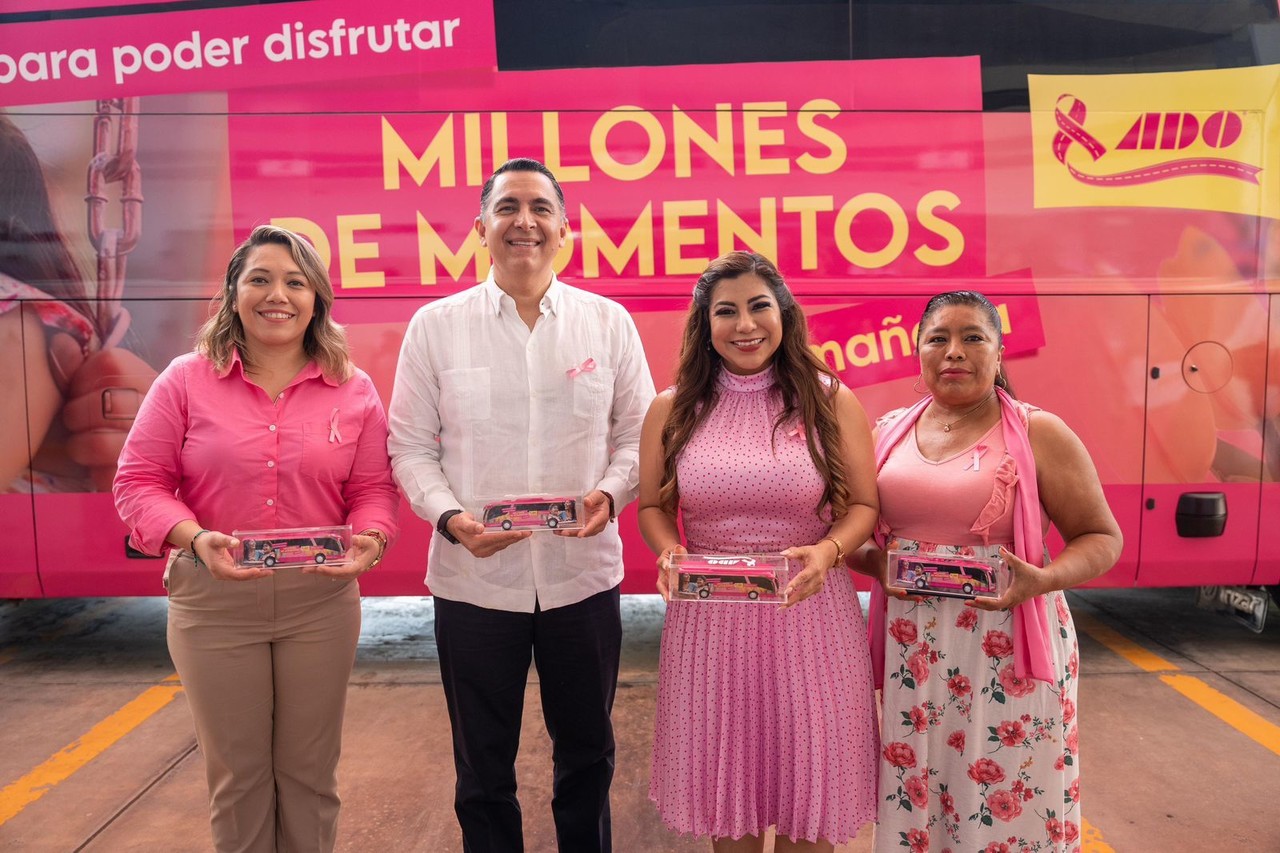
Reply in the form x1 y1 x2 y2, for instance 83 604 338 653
637 251 881 852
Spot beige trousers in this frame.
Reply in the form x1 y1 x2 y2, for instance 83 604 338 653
166 552 361 853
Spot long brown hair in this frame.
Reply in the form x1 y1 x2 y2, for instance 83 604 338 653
196 224 351 381
659 251 850 519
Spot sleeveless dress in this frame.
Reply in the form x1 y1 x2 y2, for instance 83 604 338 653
875 419 1082 853
649 367 879 844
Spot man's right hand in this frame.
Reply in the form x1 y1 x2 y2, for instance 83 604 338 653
447 512 532 557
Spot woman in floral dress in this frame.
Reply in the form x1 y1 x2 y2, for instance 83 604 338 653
851 291 1122 853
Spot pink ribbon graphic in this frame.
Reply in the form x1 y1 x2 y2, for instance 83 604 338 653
1053 94 1261 186
329 407 342 444
566 357 596 378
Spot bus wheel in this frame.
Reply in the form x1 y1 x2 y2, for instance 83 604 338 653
265 556 276 568
502 520 513 530
915 577 928 589
748 590 759 600
698 588 711 599
315 554 326 564
547 517 559 528
962 583 973 595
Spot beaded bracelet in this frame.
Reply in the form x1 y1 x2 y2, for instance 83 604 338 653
189 529 210 566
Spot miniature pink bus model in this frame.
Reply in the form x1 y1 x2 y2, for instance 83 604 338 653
671 556 788 603
241 535 345 568
896 555 1001 599
482 497 580 531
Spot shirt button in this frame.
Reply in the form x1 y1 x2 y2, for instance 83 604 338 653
266 499 274 506
267 460 275 468
269 424 277 432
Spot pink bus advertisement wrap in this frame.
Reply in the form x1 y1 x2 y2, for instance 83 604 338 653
1 0 1276 599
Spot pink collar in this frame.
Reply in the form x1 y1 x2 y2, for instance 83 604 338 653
867 388 1055 686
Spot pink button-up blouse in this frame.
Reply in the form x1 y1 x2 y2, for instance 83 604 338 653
114 351 399 556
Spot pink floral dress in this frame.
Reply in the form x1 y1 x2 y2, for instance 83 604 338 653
875 419 1083 853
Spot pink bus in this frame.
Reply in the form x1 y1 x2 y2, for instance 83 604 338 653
2 0 1277 627
482 498 580 531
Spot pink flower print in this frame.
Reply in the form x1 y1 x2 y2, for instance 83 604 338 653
1065 725 1079 755
909 705 929 733
1062 696 1076 725
905 773 929 809
884 741 917 769
1064 821 1080 843
1056 594 1070 626
982 845 1011 853
996 719 1027 747
1046 818 1065 843
981 630 1015 659
955 608 979 631
908 650 932 684
998 663 1037 698
1068 650 1079 678
906 828 929 853
967 758 1005 785
947 730 966 753
940 790 956 816
1068 779 1080 803
889 617 918 646
1054 754 1066 771
947 673 972 698
987 789 1024 822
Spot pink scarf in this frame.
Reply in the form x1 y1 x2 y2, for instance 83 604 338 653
867 387 1055 688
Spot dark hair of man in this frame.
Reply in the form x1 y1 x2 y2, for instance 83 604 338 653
478 158 566 219
658 251 850 520
0 116 100 337
918 289 1015 396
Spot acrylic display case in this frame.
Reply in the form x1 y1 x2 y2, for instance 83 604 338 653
232 525 353 569
480 495 584 532
887 550 1008 600
668 553 790 604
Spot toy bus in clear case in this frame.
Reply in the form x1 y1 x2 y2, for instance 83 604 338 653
668 554 790 604
481 495 583 532
232 525 352 569
888 550 1008 600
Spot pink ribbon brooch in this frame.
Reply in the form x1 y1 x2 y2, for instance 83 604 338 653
566 357 596 378
328 408 342 444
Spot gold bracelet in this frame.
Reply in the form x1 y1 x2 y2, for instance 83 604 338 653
819 535 845 568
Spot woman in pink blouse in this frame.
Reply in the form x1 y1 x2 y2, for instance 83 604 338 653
113 224 399 853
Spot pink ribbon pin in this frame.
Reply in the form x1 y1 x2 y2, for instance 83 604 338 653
329 408 342 444
964 444 988 471
567 357 596 378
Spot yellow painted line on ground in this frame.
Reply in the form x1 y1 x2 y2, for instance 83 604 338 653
1082 817 1116 853
0 674 183 826
1159 673 1280 757
1073 611 1180 673
1077 610 1280 756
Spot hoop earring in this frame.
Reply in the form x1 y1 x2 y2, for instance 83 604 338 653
912 375 926 394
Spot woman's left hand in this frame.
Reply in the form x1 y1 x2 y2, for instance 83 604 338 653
303 533 381 579
779 542 836 609
967 546 1050 611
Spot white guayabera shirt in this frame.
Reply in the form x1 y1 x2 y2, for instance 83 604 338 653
388 274 656 612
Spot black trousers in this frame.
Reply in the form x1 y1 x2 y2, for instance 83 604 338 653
434 585 622 853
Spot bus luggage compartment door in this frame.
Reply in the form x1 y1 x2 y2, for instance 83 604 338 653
1138 295 1266 586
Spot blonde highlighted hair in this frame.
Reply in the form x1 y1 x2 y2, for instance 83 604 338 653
196 224 351 382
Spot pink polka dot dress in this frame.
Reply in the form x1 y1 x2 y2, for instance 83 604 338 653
649 367 879 844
